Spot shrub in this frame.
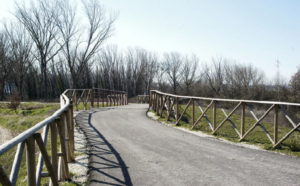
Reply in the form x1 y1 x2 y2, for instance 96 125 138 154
7 91 21 113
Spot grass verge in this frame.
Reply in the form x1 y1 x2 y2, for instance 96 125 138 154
0 102 81 186
149 104 300 157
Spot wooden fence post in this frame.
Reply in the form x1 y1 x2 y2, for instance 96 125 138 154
158 94 161 114
74 92 78 111
192 99 195 125
110 91 112 106
117 92 119 105
153 93 156 111
33 133 58 186
62 113 71 163
274 105 279 144
26 136 36 186
91 89 94 108
123 93 124 105
56 117 70 180
106 91 108 107
67 107 75 162
176 97 179 121
121 93 125 105
160 95 164 116
115 92 118 105
241 102 245 138
167 96 171 120
117 93 119 105
149 92 152 108
212 101 217 131
156 94 159 114
101 90 104 107
113 92 116 106
50 122 58 186
97 89 100 108
83 90 87 109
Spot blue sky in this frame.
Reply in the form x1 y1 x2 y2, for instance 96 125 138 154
101 0 300 81
0 0 299 81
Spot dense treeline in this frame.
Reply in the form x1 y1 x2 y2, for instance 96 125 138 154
0 0 299 102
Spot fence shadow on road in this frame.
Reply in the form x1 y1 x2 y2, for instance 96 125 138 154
75 110 133 186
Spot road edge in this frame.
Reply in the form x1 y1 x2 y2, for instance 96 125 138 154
144 109 295 158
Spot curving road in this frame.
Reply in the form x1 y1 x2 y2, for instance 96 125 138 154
76 104 300 186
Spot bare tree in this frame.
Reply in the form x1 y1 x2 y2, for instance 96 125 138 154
156 63 167 91
5 23 33 99
181 54 198 95
143 52 158 95
0 32 10 99
290 67 300 103
15 0 62 98
224 63 265 99
163 52 183 94
203 57 225 97
98 45 123 90
0 0 295 102
125 48 146 96
57 0 116 88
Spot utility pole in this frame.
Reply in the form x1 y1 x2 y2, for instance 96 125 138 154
276 59 280 101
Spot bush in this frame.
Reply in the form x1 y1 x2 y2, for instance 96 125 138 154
7 91 21 113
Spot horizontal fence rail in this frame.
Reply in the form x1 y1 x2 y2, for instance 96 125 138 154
0 88 127 186
149 90 300 148
64 88 128 110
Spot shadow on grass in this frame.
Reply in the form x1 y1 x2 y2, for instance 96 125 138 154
75 110 132 186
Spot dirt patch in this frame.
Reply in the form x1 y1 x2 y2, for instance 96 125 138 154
0 127 13 145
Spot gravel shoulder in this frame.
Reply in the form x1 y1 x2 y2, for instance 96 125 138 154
80 104 300 186
68 125 89 185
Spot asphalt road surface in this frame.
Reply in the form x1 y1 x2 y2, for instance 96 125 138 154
76 104 300 186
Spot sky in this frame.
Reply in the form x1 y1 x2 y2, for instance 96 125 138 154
0 0 300 81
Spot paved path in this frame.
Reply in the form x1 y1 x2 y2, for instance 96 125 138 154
76 104 300 186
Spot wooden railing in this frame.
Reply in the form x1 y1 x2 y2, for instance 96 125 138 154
150 90 300 148
0 88 127 186
137 95 149 103
65 88 128 110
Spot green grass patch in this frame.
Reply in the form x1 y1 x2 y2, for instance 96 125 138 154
0 102 59 134
151 103 300 157
0 102 59 185
0 102 83 185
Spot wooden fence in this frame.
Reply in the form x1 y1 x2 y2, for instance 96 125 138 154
65 88 128 110
0 88 127 186
137 95 149 103
150 90 300 148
